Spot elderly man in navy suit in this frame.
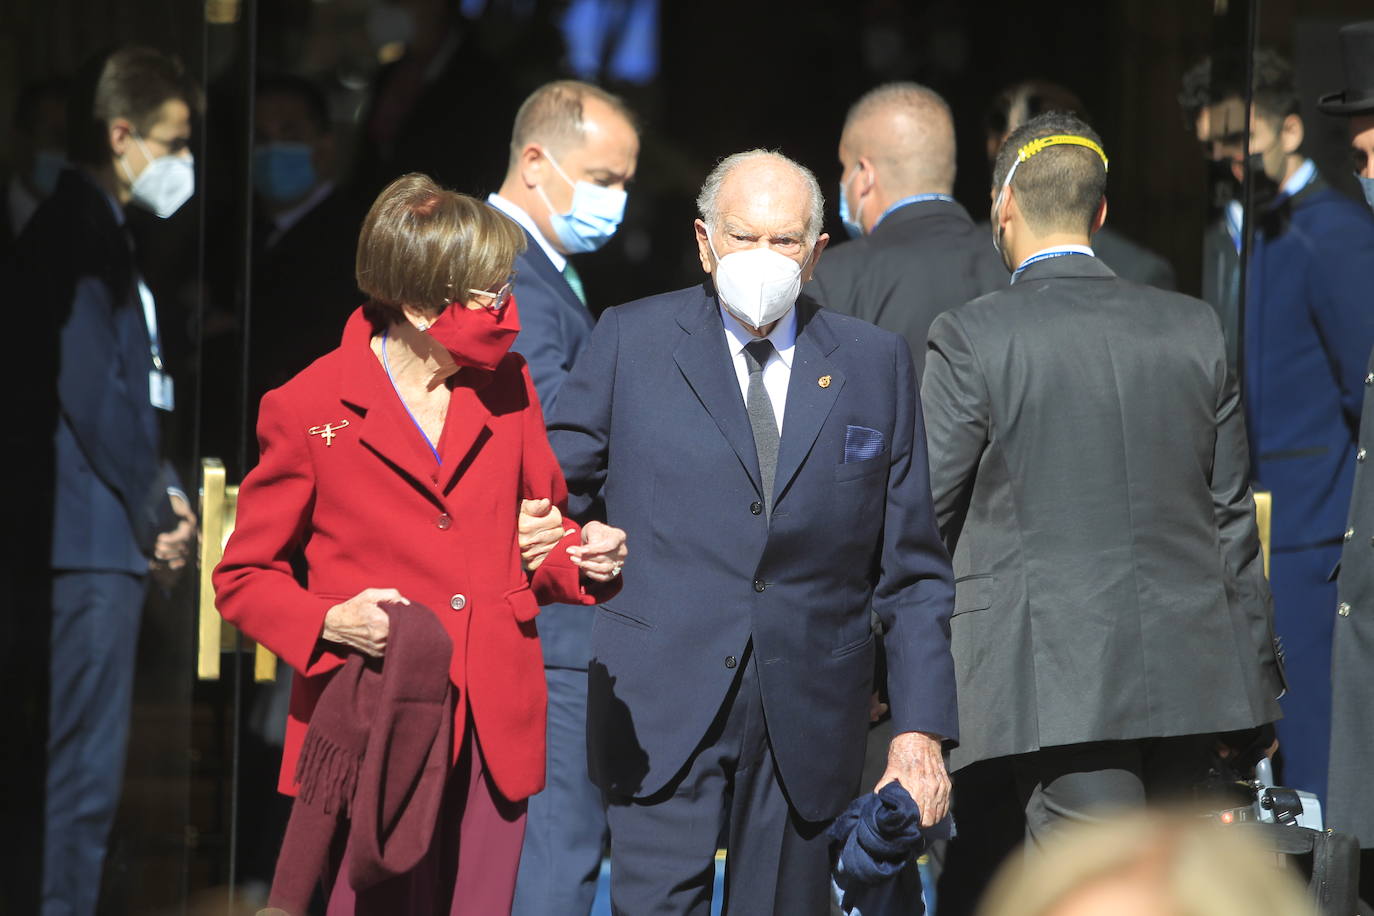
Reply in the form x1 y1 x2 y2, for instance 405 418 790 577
549 149 957 915
491 80 640 916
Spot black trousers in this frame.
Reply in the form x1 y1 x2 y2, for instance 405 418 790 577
605 644 834 916
1011 735 1213 845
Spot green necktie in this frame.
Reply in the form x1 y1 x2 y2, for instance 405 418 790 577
562 259 587 307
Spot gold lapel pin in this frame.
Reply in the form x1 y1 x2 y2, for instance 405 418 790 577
307 419 350 447
818 375 832 388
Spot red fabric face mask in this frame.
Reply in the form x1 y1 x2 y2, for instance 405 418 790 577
421 293 521 372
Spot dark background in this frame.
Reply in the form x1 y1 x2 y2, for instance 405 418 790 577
1 0 1369 912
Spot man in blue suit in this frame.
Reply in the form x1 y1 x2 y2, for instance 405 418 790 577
1181 49 1374 808
10 47 198 915
549 150 957 915
491 80 640 916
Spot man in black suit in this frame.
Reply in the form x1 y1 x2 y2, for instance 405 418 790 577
808 82 1005 378
922 111 1284 842
11 46 199 915
491 80 639 916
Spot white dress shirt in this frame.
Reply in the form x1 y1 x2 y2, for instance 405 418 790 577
719 303 797 435
487 192 565 272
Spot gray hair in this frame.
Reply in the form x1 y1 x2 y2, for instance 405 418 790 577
695 149 825 243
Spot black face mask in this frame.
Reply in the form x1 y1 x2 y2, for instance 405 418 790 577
1211 145 1283 212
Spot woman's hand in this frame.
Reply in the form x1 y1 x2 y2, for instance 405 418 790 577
518 498 568 572
321 588 410 657
568 521 628 583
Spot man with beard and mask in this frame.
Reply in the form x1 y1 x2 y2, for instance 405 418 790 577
8 46 199 916
486 79 639 916
807 82 1005 378
547 149 957 915
922 110 1284 847
1179 48 1374 811
1317 20 1374 903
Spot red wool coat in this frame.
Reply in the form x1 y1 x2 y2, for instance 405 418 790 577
214 307 612 802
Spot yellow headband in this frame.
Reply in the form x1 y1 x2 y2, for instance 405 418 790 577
1015 134 1109 172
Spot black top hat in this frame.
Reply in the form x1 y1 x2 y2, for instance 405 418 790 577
1319 21 1374 116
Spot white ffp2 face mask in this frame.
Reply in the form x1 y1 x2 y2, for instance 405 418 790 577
708 232 807 329
122 134 195 219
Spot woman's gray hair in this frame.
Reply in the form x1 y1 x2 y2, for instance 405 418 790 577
695 149 825 243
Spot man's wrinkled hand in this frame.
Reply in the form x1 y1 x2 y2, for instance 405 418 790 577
568 520 628 582
321 588 410 657
519 498 566 572
874 730 950 828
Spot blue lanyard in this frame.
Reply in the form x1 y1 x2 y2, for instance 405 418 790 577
1011 250 1091 284
381 329 443 465
873 194 956 231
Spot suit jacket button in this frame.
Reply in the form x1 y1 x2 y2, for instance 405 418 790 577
753 579 766 592
1360 448 1368 463
1338 602 1352 617
1365 372 1373 386
450 594 467 611
750 501 763 516
1345 527 1356 542
437 513 452 530
725 655 737 669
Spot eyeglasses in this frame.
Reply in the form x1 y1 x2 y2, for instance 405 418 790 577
465 278 514 313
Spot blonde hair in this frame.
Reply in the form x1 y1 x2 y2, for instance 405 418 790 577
356 173 526 326
977 811 1316 916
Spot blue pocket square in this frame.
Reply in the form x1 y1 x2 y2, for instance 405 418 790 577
844 425 885 463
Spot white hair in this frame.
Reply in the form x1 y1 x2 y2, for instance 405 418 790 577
695 149 825 243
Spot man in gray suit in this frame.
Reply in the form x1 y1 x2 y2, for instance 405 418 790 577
921 111 1285 841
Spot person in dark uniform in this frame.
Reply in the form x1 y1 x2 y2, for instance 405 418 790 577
923 111 1284 844
983 79 1177 290
1316 19 1374 904
1180 48 1374 809
808 82 1005 379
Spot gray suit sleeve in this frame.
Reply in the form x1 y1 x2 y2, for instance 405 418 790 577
921 311 992 547
1210 357 1287 702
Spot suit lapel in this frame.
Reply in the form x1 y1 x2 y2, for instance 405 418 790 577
436 379 493 494
774 300 843 506
673 290 763 496
518 232 584 313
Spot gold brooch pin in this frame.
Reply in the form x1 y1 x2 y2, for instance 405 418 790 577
818 375 832 388
307 419 350 446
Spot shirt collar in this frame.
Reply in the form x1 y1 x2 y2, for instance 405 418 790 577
1223 158 1318 250
873 193 956 231
1016 243 1094 267
718 302 798 368
487 192 566 272
268 180 335 243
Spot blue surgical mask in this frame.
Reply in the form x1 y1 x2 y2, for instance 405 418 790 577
537 150 627 253
253 142 317 203
839 165 864 239
1358 174 1374 215
30 149 66 197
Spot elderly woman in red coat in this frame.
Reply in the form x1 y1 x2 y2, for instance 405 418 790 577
213 173 626 913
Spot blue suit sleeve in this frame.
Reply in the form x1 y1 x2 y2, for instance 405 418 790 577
873 335 959 743
1307 210 1374 427
546 305 619 507
58 275 166 537
511 270 576 416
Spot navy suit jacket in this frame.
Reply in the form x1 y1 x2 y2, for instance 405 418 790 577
13 170 174 573
509 229 600 669
548 284 957 822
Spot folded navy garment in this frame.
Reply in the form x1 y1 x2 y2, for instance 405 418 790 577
844 424 885 463
829 781 952 886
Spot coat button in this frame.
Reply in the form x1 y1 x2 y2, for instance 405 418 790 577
1365 372 1373 386
750 501 763 516
753 579 766 592
1338 602 1351 617
725 655 737 669
1360 448 1369 463
437 513 452 530
1345 527 1356 542
450 594 467 610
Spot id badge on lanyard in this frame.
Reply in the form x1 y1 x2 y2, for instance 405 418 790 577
138 279 174 412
